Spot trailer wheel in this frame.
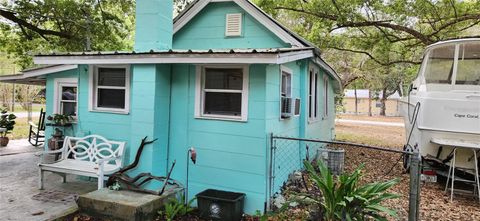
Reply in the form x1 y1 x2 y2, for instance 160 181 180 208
403 144 413 172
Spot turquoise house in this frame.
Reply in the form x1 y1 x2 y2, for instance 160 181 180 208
0 0 341 213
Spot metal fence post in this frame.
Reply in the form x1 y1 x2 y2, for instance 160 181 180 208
267 133 275 211
408 151 421 221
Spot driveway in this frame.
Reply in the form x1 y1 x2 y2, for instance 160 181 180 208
0 140 96 221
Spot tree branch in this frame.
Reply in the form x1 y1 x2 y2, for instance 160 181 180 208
0 9 72 39
330 46 422 65
275 6 435 45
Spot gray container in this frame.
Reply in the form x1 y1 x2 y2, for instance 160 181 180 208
316 148 345 175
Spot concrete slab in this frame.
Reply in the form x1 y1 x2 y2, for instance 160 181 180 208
0 142 97 221
78 188 182 221
0 139 43 156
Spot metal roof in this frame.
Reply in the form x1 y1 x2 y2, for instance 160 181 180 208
0 64 78 85
35 47 314 57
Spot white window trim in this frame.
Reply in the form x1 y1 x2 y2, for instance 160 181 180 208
195 65 249 122
89 65 131 114
323 75 329 119
280 65 294 120
308 65 320 123
53 78 78 121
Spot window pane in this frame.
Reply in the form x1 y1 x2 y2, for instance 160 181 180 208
62 86 77 101
281 72 291 97
456 43 480 85
61 102 76 116
204 92 241 116
309 71 313 118
424 45 455 84
98 68 126 87
205 68 243 90
97 89 126 109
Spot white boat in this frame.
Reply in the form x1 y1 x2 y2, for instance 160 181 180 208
400 38 480 174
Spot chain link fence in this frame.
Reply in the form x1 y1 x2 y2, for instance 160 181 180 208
268 135 421 221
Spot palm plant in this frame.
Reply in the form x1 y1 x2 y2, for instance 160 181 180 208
303 160 400 221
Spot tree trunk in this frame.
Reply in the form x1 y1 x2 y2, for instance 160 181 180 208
354 85 358 115
380 88 387 116
368 90 372 116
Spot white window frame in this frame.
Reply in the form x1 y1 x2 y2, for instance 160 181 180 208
53 78 78 120
89 65 130 114
280 66 293 120
323 75 329 118
308 65 320 123
195 65 249 122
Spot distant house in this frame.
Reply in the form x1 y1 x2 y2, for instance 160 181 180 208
342 89 401 116
0 0 341 213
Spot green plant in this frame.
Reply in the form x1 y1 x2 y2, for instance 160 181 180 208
0 109 16 137
109 181 121 191
47 114 74 125
158 195 195 221
302 160 399 221
254 210 270 221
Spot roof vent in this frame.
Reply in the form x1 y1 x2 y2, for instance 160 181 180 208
225 13 242 37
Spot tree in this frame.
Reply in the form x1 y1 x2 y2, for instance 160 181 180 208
255 0 479 115
256 0 480 65
0 0 136 68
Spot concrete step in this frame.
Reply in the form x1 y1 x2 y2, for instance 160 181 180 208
77 188 182 221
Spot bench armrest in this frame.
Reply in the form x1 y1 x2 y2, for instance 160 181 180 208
96 156 121 166
96 156 121 176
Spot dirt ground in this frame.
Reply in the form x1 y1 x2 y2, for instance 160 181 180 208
335 117 480 221
338 114 404 123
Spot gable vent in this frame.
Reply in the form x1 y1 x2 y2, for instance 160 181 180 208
225 13 243 37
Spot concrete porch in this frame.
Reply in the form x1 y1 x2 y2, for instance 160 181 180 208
0 139 97 221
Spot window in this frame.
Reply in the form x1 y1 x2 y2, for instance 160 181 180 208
424 44 455 84
280 67 293 119
90 65 130 114
54 78 78 117
456 42 480 86
309 66 319 121
195 66 249 121
323 76 329 117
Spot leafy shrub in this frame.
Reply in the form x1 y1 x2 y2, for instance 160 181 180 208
303 160 399 221
158 195 195 221
0 109 16 137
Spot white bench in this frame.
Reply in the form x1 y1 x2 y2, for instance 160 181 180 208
39 135 126 190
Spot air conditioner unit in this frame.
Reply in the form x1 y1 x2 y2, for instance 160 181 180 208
281 97 292 118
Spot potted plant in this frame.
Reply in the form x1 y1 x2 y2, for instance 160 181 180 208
47 114 74 126
0 109 16 147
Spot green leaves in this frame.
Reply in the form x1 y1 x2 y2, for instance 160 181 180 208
303 160 399 221
158 195 195 221
0 0 135 68
0 109 16 137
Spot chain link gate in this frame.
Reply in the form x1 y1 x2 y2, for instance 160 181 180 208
267 134 421 221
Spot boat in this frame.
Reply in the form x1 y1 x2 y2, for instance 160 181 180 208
400 38 480 177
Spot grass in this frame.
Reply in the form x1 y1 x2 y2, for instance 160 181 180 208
8 117 36 140
336 131 397 147
1 104 45 113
